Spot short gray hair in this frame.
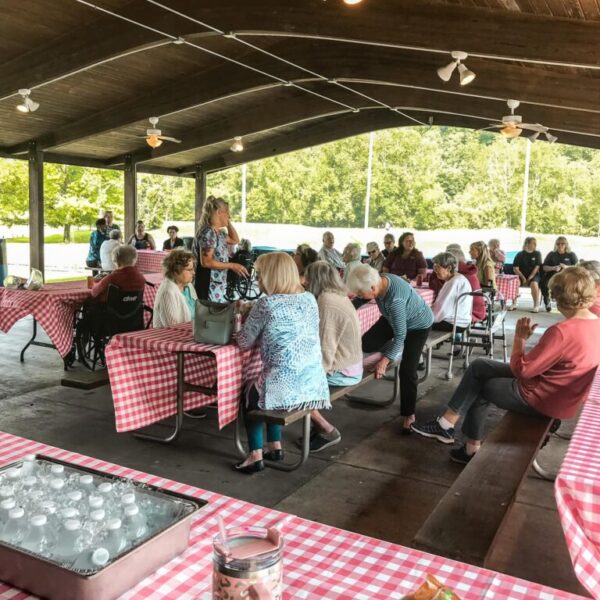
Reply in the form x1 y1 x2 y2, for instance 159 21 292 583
445 244 465 263
366 241 379 253
581 260 600 283
109 229 122 241
383 233 395 243
346 264 380 294
113 244 137 267
304 261 346 298
432 252 457 274
343 243 361 261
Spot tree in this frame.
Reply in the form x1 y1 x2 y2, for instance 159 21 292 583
0 159 28 227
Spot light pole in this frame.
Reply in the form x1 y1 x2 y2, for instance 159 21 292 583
364 132 375 230
520 138 532 244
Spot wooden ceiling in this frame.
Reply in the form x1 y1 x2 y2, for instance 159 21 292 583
0 0 598 177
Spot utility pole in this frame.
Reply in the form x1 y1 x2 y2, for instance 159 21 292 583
520 138 532 244
364 132 375 230
241 163 247 224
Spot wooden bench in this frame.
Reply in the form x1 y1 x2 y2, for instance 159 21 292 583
412 411 553 566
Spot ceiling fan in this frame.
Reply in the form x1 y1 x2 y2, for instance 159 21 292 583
139 117 182 148
486 99 557 143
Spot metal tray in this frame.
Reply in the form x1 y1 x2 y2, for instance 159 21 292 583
0 454 208 600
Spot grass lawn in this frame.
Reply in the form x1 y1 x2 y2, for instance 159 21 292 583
8 231 92 244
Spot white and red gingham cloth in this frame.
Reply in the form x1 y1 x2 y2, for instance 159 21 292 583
555 371 600 599
0 276 162 359
136 250 169 273
496 274 520 302
0 431 584 600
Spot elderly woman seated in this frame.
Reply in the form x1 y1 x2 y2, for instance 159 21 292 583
412 266 600 464
90 245 146 303
153 249 197 328
293 244 318 287
430 252 473 332
581 260 600 316
347 265 433 433
301 261 363 452
236 253 330 473
366 242 385 273
342 242 362 283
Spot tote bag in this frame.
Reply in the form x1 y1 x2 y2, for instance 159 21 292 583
194 300 234 345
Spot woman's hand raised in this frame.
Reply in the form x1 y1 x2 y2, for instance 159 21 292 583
515 317 538 340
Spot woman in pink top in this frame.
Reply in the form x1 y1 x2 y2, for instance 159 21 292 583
581 260 600 317
412 266 600 465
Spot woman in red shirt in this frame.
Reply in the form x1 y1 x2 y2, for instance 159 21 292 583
412 266 600 464
383 232 427 281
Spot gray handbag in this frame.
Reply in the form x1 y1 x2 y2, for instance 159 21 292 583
194 300 234 345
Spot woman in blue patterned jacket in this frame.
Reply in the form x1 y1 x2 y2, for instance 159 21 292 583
236 252 330 473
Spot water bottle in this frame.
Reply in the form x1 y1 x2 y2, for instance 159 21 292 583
1 507 28 545
22 475 38 490
86 508 107 539
49 478 65 495
88 494 104 513
5 467 21 482
52 519 82 562
72 547 110 572
21 454 38 477
21 514 51 554
65 490 83 508
123 505 147 541
59 507 80 522
120 492 136 509
0 498 16 527
79 474 95 492
39 500 60 543
0 486 13 501
50 464 65 480
104 518 128 556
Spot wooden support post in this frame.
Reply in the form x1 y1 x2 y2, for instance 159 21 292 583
194 165 206 230
28 143 44 277
124 155 137 238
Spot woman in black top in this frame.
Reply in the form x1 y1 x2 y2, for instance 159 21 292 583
541 236 578 312
162 225 184 251
127 220 156 250
512 237 542 312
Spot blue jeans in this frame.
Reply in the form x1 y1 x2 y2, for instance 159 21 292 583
243 385 282 452
447 358 543 440
327 371 361 386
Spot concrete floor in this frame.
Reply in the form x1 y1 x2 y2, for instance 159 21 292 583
0 294 589 597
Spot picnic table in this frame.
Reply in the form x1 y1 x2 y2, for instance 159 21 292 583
136 249 168 273
0 275 162 363
555 370 600 599
496 274 520 302
0 430 586 600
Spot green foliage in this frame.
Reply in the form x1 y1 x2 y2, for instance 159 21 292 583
0 127 599 239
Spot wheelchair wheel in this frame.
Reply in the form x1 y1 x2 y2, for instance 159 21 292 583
241 275 262 300
75 319 106 371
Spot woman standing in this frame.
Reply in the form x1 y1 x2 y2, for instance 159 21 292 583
469 241 496 290
86 218 109 268
512 237 543 312
541 236 578 312
235 253 330 473
383 232 427 281
318 231 344 269
127 220 156 250
193 196 248 303
347 265 433 433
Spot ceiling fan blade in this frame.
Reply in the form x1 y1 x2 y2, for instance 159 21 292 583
520 123 548 132
159 136 182 143
479 126 499 131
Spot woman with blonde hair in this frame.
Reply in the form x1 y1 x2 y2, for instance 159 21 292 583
469 241 496 290
236 252 329 473
193 195 247 303
541 236 578 312
342 242 362 283
413 266 600 464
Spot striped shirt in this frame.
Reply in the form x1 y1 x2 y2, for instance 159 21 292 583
376 274 433 361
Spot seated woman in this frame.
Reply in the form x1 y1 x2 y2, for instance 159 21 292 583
581 260 600 316
412 266 600 464
162 225 184 251
86 218 109 269
127 220 156 251
383 231 427 281
342 242 362 283
366 242 385 273
382 233 396 258
100 229 122 272
347 265 433 433
153 249 197 328
302 261 363 452
488 238 506 272
317 231 344 269
235 252 330 473
293 244 318 287
90 245 146 303
512 237 542 312
430 253 473 332
541 236 578 312
469 241 496 290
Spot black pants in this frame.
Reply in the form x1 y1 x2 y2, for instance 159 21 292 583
540 273 553 305
432 321 466 333
362 316 431 416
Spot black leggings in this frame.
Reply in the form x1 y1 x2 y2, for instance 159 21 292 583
362 317 431 416
432 321 466 333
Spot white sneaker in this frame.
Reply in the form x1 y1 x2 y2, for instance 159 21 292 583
531 306 539 313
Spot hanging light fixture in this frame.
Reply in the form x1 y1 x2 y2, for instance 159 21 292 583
527 131 540 142
230 136 244 152
437 51 476 86
146 134 163 149
16 89 39 113
500 125 522 139
343 0 363 4
545 132 558 144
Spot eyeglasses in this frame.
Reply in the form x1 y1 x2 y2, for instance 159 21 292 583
368 250 377 255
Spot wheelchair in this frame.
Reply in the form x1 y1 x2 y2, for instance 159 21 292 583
225 250 262 302
75 283 153 370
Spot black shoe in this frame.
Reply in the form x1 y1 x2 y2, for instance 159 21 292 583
417 361 426 371
295 429 318 449
263 449 284 462
411 419 455 444
233 459 264 474
449 445 475 465
545 302 552 312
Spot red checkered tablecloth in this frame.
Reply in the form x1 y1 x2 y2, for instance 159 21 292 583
555 371 600 599
0 431 585 600
136 250 168 273
496 274 520 302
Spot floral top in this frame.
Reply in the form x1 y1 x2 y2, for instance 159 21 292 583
194 225 229 303
237 292 330 411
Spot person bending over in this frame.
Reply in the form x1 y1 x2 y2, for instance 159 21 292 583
412 266 600 464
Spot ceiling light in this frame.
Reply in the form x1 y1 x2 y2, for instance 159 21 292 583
545 132 558 144
500 126 522 139
16 89 39 113
437 51 475 86
146 134 163 149
343 0 363 4
230 136 244 152
527 132 540 142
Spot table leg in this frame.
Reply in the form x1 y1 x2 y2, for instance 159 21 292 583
20 318 38 362
346 364 400 407
265 413 312 472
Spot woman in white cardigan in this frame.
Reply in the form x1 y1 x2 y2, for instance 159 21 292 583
431 252 473 332
153 249 198 328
